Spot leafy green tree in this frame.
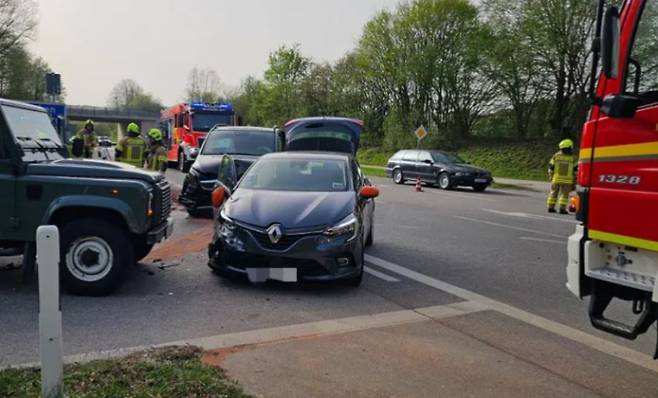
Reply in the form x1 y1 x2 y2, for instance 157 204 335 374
481 0 545 139
525 0 596 137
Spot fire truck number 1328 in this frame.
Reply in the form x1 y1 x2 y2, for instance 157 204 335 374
598 174 641 185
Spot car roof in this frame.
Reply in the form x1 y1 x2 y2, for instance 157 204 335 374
261 151 352 161
0 98 48 113
284 116 363 128
210 126 273 133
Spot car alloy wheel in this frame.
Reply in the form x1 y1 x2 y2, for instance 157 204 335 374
438 172 451 190
393 169 404 184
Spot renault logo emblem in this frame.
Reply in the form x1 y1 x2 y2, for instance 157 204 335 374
267 224 283 244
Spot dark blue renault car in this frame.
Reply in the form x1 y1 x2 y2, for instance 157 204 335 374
208 118 378 286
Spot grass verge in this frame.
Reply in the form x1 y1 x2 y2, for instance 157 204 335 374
0 346 251 398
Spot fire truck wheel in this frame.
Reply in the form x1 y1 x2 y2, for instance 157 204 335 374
178 152 190 173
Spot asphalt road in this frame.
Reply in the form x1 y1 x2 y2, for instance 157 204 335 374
1 170 657 394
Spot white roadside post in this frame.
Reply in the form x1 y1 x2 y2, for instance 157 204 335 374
36 225 64 398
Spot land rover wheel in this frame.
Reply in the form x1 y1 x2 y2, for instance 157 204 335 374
60 219 133 296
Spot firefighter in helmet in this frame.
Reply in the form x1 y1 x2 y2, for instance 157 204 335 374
116 122 147 167
74 119 98 159
547 139 578 214
146 128 168 174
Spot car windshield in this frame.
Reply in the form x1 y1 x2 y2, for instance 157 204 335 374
433 151 466 164
240 158 351 192
2 105 63 147
192 113 233 132
202 130 274 156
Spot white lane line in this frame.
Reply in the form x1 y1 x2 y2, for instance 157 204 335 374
365 254 658 373
482 209 577 224
3 302 486 370
455 216 566 239
520 237 565 245
365 266 400 282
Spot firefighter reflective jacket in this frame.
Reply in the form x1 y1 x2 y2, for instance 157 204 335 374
116 136 147 167
549 151 577 184
75 130 98 158
147 145 168 173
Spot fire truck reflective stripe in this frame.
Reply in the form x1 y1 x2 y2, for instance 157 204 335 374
590 229 658 253
580 154 658 163
580 142 658 162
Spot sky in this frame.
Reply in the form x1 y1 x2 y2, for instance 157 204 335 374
30 0 401 107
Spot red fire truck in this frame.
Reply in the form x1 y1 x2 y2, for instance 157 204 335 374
161 102 237 172
567 0 658 358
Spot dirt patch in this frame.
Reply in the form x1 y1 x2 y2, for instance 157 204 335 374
202 346 252 368
145 222 214 263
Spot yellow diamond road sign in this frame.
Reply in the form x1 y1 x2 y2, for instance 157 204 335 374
415 126 428 141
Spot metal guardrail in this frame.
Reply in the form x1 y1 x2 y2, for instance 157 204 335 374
67 105 160 121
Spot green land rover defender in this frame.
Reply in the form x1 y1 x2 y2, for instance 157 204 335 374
0 99 173 296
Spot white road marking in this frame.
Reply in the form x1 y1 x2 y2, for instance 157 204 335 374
365 267 400 282
365 254 658 373
520 237 566 245
4 302 486 369
455 216 566 239
482 208 577 224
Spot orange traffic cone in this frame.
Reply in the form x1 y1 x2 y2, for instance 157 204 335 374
415 177 423 192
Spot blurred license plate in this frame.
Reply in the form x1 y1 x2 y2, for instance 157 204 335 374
475 178 488 183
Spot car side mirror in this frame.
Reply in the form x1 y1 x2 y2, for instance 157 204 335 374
423 159 433 165
601 94 641 118
212 186 228 208
359 186 380 199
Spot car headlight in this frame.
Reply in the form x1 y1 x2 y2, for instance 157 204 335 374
324 214 359 242
218 209 236 237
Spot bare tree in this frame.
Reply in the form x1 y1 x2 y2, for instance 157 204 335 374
0 0 36 57
108 79 143 108
185 67 225 102
108 79 162 111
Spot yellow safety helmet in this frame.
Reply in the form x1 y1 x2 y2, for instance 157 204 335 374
559 139 574 149
148 128 163 141
84 119 94 129
126 123 140 134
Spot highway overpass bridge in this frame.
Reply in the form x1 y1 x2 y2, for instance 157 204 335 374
66 105 161 138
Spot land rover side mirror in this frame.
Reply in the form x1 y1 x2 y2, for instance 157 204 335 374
423 159 433 165
601 6 620 79
600 94 641 118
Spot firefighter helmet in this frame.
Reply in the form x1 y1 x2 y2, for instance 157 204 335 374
559 139 574 149
84 119 94 129
126 123 140 135
148 128 163 141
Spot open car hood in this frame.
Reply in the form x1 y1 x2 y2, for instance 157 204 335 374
284 117 362 155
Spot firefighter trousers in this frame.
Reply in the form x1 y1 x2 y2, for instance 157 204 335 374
547 183 574 210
